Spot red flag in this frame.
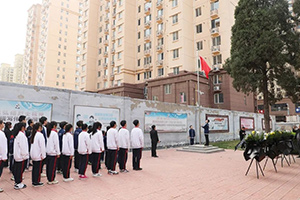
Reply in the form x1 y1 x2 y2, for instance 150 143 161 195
199 56 211 79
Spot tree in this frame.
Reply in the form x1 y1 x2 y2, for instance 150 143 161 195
225 0 300 132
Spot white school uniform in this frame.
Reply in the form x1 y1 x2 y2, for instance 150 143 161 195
118 128 130 149
130 127 144 149
0 130 8 160
78 131 92 155
14 131 29 162
107 128 118 150
30 131 46 161
91 130 105 153
62 132 74 156
46 130 60 156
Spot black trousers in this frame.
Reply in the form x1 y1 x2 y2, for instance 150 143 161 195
190 138 195 145
46 155 57 182
151 142 158 157
107 150 118 171
9 154 14 173
32 160 43 184
91 153 101 174
56 154 62 171
62 155 72 179
13 160 25 184
118 148 128 170
74 150 80 170
104 150 109 168
239 135 245 148
79 154 89 175
205 134 209 146
0 160 4 177
132 148 142 170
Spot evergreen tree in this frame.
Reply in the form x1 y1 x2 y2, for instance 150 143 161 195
225 0 300 132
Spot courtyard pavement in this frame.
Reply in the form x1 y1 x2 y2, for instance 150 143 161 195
0 148 300 200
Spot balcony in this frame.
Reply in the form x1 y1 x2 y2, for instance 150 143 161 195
156 30 163 37
104 28 109 33
213 85 221 92
156 1 163 9
104 52 108 57
144 49 151 55
105 16 109 22
111 35 115 41
156 60 163 66
144 35 151 42
211 27 219 36
112 13 116 18
111 61 115 66
103 63 108 68
103 75 108 80
145 7 151 15
105 6 110 12
156 15 163 23
112 1 116 7
111 24 115 30
145 21 151 28
104 40 109 45
156 45 163 52
111 48 115 53
210 9 218 19
110 75 114 81
211 45 220 54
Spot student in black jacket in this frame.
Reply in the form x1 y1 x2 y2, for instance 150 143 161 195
150 125 160 157
189 125 196 145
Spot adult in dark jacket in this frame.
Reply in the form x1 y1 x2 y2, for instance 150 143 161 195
150 125 160 157
202 120 210 146
189 125 196 145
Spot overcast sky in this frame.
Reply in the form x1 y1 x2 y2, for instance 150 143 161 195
0 0 42 65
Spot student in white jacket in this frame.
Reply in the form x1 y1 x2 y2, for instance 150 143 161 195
13 122 29 190
78 124 92 179
107 121 119 175
131 120 144 171
118 120 130 173
30 123 46 187
61 124 74 182
46 121 60 185
0 120 8 193
90 122 104 177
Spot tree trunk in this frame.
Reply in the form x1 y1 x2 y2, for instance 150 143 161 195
263 76 271 132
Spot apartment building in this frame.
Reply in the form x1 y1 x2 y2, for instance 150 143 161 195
0 63 14 83
22 4 42 85
13 54 24 84
23 0 80 90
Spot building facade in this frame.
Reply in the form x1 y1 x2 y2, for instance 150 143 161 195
23 0 80 90
22 4 42 85
0 63 14 83
13 54 24 84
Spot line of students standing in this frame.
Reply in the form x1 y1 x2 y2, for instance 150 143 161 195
0 115 144 192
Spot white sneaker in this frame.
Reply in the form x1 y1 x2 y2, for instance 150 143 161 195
93 173 102 177
112 171 119 175
14 183 27 190
0 188 3 192
47 180 59 185
74 169 79 173
41 173 46 177
63 178 74 182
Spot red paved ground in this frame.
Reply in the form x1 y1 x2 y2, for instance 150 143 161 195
0 148 300 200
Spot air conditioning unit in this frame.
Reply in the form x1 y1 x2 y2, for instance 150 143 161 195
214 86 221 91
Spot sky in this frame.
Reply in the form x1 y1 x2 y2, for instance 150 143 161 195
0 0 42 65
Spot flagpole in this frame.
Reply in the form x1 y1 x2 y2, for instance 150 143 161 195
196 50 202 145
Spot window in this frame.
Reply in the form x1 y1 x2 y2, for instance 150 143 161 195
173 49 179 59
138 45 141 53
213 75 222 84
196 24 202 33
81 77 86 83
138 6 141 13
157 23 163 31
173 67 179 75
144 56 152 64
271 103 288 111
117 66 121 73
97 83 100 89
82 65 86 72
137 73 140 80
212 36 221 46
82 53 86 60
118 11 123 19
118 24 123 32
144 42 151 50
117 80 121 86
172 0 178 7
104 81 108 88
157 9 163 17
172 14 178 24
118 52 122 59
144 71 152 79
211 18 220 28
118 38 122 46
138 19 141 26
137 59 141 66
138 32 141 39
211 1 219 11
172 31 179 41
98 71 101 77
119 0 123 6
158 38 164 46
180 92 186 103
153 96 158 101
158 68 164 76
165 84 171 94
195 7 201 17
197 41 203 50
158 53 164 60
213 54 222 65
214 93 224 104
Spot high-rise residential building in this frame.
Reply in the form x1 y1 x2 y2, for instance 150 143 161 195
23 0 80 90
22 4 42 85
0 63 14 83
78 0 238 91
13 54 24 84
